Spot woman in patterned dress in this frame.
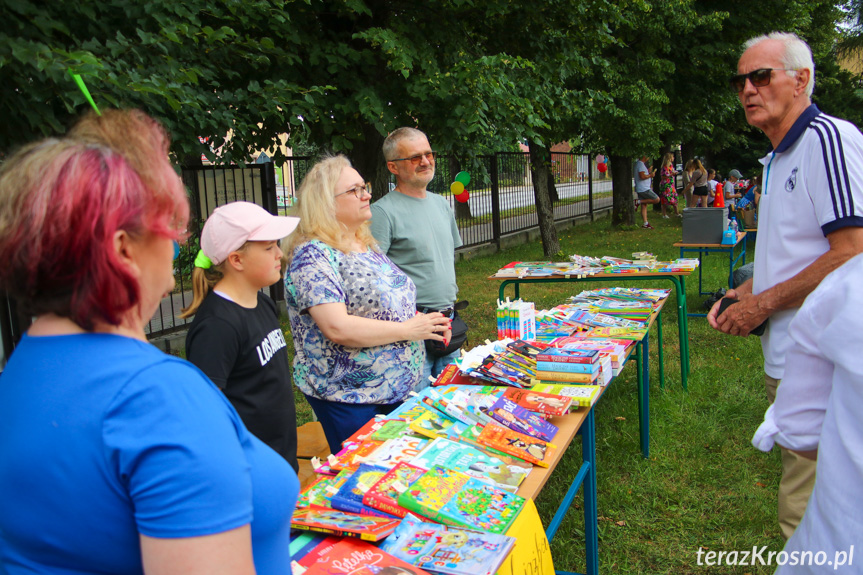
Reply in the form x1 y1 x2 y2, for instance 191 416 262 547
282 155 451 451
659 153 680 218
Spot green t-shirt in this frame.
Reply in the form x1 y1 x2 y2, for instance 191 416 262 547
370 190 462 310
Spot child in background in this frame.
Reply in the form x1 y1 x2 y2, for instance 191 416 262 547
183 201 302 470
705 170 719 207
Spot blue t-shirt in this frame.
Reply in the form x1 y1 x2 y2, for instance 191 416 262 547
0 333 298 574
285 239 423 404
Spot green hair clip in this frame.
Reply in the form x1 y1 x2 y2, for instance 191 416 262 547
194 249 213 269
68 69 101 116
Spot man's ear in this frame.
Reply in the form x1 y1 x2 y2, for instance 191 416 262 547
795 68 811 96
385 161 399 177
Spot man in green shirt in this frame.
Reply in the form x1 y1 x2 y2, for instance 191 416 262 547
370 127 464 388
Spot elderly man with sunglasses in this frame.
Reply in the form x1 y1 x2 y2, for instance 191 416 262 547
371 127 465 388
709 32 863 541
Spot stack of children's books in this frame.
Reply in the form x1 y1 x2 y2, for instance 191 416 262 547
495 298 536 340
293 378 582 571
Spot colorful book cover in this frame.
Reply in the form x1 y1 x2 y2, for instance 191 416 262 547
341 419 386 446
502 387 572 416
535 347 599 364
370 419 413 441
432 363 488 387
289 532 330 566
290 506 402 542
380 513 516 575
535 360 599 374
487 397 559 442
529 383 603 407
362 462 426 518
297 475 337 509
398 467 526 535
410 437 530 492
422 392 483 426
365 435 429 469
301 536 433 575
477 424 557 467
532 370 597 384
330 440 384 472
329 463 398 518
409 408 469 441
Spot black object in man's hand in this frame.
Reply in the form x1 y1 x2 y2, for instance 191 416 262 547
717 297 767 336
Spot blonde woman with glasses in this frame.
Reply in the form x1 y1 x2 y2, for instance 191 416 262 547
282 155 450 451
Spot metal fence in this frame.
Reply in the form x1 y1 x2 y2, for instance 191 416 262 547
144 162 281 338
0 152 615 349
147 152 612 338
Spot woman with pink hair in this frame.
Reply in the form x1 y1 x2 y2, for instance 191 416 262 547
0 110 297 574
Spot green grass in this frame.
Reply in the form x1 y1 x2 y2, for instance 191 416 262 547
283 213 782 574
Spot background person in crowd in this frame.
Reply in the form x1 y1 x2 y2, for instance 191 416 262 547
283 155 450 452
688 158 710 207
706 169 719 207
0 109 298 574
709 32 863 539
182 201 301 471
682 159 696 207
371 127 465 384
658 152 680 218
752 253 863 574
724 169 744 209
633 155 659 229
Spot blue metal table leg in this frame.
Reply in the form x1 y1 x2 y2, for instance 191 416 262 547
545 409 598 575
639 337 650 458
657 308 664 389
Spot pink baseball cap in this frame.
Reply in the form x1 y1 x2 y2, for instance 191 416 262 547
201 201 299 265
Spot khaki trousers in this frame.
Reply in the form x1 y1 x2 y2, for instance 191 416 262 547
765 374 817 540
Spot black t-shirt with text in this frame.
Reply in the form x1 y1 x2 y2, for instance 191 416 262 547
185 291 298 471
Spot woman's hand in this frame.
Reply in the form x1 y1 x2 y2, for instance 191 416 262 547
402 312 451 343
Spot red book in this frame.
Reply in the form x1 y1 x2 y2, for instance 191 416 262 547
300 536 432 575
362 462 426 518
431 363 487 386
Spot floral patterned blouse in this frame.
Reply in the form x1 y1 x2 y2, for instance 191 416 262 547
285 239 423 404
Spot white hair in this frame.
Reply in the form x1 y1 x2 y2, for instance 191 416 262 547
743 32 815 96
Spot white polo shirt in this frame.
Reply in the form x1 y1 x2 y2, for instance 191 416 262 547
752 254 863 573
753 105 863 379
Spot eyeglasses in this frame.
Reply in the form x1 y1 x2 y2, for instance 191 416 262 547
334 183 370 199
729 68 796 93
389 151 437 165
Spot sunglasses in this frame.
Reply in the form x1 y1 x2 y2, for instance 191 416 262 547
334 183 371 199
729 68 796 93
389 151 437 165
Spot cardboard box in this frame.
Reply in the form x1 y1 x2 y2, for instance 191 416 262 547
682 207 728 243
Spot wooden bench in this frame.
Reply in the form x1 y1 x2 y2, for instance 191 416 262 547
296 421 331 489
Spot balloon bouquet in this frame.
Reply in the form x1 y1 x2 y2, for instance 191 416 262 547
595 154 608 176
451 171 471 203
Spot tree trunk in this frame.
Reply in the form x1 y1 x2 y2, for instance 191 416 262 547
681 141 696 167
528 140 560 257
610 154 635 228
547 169 559 204
449 155 472 219
348 124 389 201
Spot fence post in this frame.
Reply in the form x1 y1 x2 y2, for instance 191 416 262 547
491 153 501 247
588 155 594 222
